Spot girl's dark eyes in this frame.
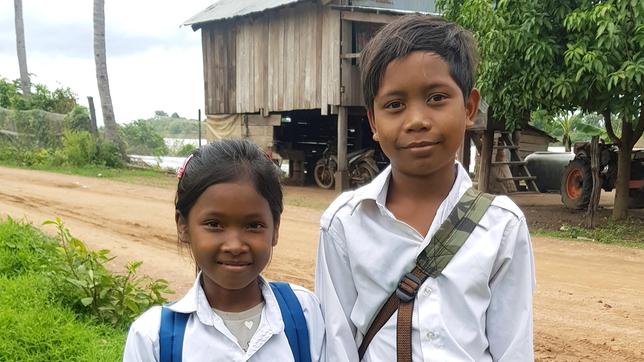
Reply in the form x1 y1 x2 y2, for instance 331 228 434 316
205 221 223 229
247 222 266 231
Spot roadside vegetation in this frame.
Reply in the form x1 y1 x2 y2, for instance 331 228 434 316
533 217 644 249
0 217 172 360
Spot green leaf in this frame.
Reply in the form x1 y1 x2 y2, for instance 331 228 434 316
80 297 94 306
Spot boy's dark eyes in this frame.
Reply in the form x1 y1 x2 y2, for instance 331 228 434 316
384 101 404 110
428 94 447 103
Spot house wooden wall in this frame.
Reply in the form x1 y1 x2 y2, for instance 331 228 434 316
519 131 551 160
201 3 342 115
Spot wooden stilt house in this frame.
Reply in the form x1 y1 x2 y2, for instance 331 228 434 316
184 0 437 191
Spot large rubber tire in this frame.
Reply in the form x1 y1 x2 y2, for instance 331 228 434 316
561 158 593 210
314 162 334 189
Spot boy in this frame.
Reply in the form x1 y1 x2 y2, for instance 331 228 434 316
315 15 535 361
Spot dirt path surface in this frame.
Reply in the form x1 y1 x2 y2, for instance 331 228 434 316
1 166 643 361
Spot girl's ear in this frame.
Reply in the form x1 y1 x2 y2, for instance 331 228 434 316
272 223 279 247
175 211 190 244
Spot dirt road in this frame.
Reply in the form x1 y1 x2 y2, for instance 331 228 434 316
1 166 642 361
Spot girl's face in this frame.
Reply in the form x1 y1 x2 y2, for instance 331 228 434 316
177 180 278 294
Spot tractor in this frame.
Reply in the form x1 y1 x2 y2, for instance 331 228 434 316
560 141 644 209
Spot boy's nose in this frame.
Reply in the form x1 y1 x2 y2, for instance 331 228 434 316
405 105 431 132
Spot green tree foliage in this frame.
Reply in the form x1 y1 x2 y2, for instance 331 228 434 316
0 77 76 113
121 119 169 156
138 111 200 138
437 0 644 219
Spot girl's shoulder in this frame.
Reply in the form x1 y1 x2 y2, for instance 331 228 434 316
286 283 320 306
127 305 164 342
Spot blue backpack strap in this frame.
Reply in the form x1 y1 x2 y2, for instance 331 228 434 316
270 282 312 362
159 305 190 362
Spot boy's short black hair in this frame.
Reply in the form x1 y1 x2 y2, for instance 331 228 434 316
175 139 283 225
359 14 479 113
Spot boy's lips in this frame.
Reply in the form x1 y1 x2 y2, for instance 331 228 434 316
402 140 440 149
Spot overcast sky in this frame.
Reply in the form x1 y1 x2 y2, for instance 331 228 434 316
1 0 216 125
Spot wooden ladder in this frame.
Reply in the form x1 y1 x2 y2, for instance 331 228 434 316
492 132 540 193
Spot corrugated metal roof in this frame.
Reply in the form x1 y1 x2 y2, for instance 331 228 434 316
183 0 304 28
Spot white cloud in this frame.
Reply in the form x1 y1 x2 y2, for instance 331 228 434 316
1 0 213 124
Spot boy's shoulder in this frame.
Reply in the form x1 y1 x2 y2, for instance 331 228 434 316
489 194 525 220
320 190 357 230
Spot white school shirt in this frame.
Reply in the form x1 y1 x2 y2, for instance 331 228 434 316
123 274 325 362
316 163 535 362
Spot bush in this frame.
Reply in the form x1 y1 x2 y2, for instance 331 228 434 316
0 217 58 277
175 143 196 157
44 219 172 328
62 130 97 166
63 105 91 132
121 119 169 156
0 77 76 114
0 217 173 329
0 274 125 361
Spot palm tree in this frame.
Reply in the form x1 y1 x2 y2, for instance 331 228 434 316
14 0 30 97
93 0 125 156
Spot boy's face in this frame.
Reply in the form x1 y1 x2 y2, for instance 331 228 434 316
368 51 480 178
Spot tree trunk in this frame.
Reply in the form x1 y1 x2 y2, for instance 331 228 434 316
563 134 571 152
612 119 633 220
93 0 125 156
14 0 30 97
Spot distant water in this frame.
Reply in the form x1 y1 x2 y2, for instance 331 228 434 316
131 142 571 173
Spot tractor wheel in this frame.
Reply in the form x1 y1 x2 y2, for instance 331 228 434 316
561 158 593 210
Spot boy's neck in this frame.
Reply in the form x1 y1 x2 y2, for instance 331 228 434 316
385 160 457 236
388 161 458 203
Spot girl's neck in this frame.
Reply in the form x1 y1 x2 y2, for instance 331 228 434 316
201 276 264 313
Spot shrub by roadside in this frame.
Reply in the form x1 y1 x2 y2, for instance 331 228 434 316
0 217 173 359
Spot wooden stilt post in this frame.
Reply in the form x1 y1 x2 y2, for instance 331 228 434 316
198 109 202 147
479 129 494 192
335 106 349 192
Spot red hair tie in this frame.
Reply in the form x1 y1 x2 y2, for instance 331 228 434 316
176 154 194 179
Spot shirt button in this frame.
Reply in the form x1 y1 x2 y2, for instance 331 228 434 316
423 286 433 296
426 330 439 340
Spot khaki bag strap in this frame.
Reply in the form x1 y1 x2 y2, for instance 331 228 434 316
358 187 494 361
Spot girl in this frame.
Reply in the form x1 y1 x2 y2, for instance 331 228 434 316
123 139 325 362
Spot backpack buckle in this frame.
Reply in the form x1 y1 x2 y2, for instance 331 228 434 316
396 272 422 303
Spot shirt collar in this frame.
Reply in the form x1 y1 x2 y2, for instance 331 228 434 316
168 273 284 335
350 161 473 214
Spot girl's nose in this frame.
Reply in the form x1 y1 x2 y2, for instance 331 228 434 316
220 231 248 255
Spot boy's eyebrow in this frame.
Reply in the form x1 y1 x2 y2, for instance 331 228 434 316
377 82 454 99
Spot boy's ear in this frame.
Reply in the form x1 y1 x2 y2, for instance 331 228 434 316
367 109 380 142
272 224 279 247
175 211 190 244
465 88 481 129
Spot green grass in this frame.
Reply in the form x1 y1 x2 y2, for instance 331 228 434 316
0 161 178 188
532 217 644 249
0 274 125 361
0 219 128 361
